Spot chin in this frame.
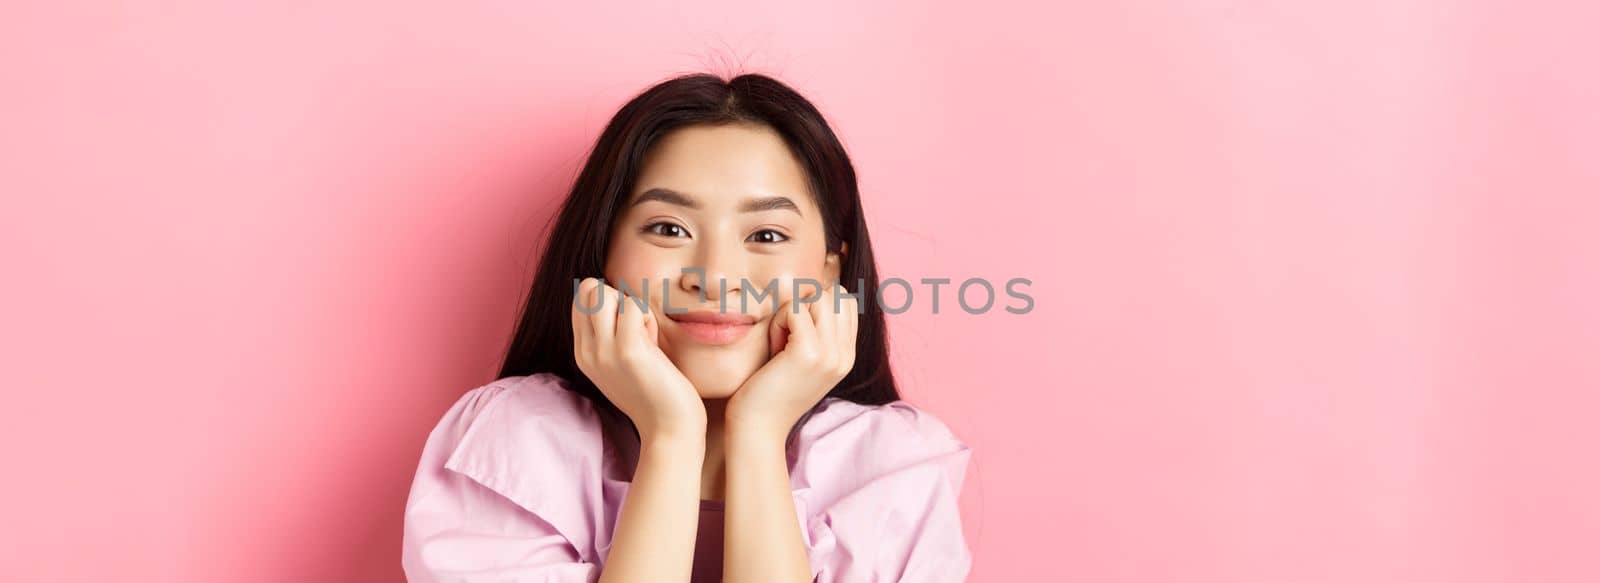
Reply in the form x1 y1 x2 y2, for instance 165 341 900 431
687 370 744 399
668 347 766 400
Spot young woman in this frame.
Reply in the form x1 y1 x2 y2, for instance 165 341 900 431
401 73 973 583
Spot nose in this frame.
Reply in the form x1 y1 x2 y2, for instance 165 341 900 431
678 240 745 305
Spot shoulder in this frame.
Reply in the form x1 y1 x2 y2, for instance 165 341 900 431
432 373 607 478
421 373 606 459
799 397 967 455
791 397 971 497
436 372 596 430
406 373 615 565
789 399 975 581
425 373 610 518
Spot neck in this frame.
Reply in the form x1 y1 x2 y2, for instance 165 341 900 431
700 397 729 502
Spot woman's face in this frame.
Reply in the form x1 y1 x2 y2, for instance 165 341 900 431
604 123 842 400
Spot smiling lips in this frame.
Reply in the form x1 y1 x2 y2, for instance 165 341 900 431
665 309 758 345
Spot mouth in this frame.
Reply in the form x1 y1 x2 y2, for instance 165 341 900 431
665 309 759 346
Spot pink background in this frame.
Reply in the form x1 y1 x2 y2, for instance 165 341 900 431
2 1 1597 581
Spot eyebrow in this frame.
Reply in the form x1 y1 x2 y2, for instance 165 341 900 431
630 187 803 217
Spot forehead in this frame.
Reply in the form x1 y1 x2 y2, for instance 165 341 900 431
630 123 817 211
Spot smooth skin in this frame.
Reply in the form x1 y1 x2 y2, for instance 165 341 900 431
573 122 858 583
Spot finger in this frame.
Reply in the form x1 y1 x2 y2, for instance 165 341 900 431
616 288 643 348
768 299 790 355
788 294 818 355
591 282 619 345
641 296 660 345
811 284 836 358
572 277 598 354
840 281 858 323
840 288 859 370
843 290 859 343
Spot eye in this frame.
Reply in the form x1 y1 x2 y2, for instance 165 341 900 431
747 229 790 244
642 221 689 238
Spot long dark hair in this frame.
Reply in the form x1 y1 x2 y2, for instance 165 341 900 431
497 72 900 461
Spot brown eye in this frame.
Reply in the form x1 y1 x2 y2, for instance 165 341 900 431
643 222 689 238
747 229 789 244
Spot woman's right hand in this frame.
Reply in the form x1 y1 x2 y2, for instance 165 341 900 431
571 276 706 443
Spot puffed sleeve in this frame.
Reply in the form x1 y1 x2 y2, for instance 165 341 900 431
401 378 603 583
789 400 975 583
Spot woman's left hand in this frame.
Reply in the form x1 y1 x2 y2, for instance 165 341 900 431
727 281 859 437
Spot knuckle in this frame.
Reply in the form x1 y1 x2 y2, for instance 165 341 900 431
617 343 643 362
796 347 821 364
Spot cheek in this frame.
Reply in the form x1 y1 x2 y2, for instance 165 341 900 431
750 257 830 306
603 244 680 293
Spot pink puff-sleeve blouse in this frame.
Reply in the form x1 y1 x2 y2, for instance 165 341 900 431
401 372 973 583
